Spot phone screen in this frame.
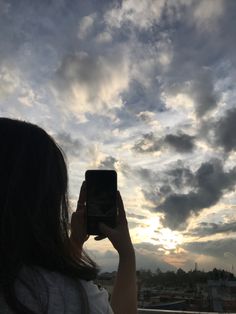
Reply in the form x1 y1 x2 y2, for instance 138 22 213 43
85 170 117 234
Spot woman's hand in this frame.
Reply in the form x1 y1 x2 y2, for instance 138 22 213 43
70 181 89 252
95 191 134 257
96 191 137 314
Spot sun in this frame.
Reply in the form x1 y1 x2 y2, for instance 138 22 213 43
156 228 183 250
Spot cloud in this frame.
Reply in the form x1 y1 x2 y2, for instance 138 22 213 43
193 0 225 31
164 66 219 118
134 242 176 271
183 238 236 259
214 108 236 152
78 14 96 39
190 221 236 237
54 50 129 117
2 0 236 273
166 167 194 190
105 0 224 119
136 167 161 187
191 71 219 117
87 242 175 272
133 132 162 153
126 212 146 220
95 31 112 44
143 159 236 230
0 1 11 16
121 79 165 115
133 132 195 153
55 132 82 157
98 156 118 170
164 133 195 153
127 221 141 229
160 1 225 117
0 66 19 99
105 0 166 30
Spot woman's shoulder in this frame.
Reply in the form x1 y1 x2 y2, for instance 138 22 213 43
16 265 84 313
80 279 114 313
16 265 113 314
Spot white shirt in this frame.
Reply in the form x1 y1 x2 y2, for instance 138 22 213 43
0 265 114 314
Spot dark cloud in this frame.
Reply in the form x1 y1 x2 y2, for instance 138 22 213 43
107 0 236 121
110 1 221 117
55 132 82 157
189 221 236 237
159 185 172 195
98 156 117 170
136 167 160 185
145 159 236 230
159 192 199 230
165 68 219 118
159 3 229 117
164 133 195 153
134 242 163 253
121 79 165 115
191 71 219 117
132 132 161 153
136 111 154 123
88 242 175 272
0 1 84 73
214 108 236 152
133 132 195 154
166 167 194 190
56 53 101 90
134 242 176 271
126 212 146 220
135 165 194 212
183 238 236 259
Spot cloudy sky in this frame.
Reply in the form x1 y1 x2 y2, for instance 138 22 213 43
1 0 236 273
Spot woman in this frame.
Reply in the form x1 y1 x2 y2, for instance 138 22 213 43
0 118 137 314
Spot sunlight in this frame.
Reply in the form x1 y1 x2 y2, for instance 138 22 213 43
156 228 183 250
133 216 183 251
134 216 161 245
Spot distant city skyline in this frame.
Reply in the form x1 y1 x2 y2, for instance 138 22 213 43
1 0 236 273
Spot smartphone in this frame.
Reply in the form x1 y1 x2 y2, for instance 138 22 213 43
85 170 117 235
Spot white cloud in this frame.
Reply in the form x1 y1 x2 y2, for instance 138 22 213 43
193 0 225 31
163 91 195 113
95 31 112 44
105 0 166 30
77 14 96 39
54 49 130 119
0 66 19 99
18 87 37 107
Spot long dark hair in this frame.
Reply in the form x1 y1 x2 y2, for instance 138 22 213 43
0 118 98 313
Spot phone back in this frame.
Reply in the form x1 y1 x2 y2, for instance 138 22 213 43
85 170 117 235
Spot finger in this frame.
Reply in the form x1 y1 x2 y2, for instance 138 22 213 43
76 202 86 214
99 222 115 237
77 181 86 209
85 235 90 241
94 235 107 241
72 208 85 225
117 191 127 223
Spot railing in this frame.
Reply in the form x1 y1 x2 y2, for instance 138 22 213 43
138 310 236 314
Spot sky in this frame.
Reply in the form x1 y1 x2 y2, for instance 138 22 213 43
1 0 236 273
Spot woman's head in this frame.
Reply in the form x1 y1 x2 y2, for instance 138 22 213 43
0 118 68 266
0 118 97 313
